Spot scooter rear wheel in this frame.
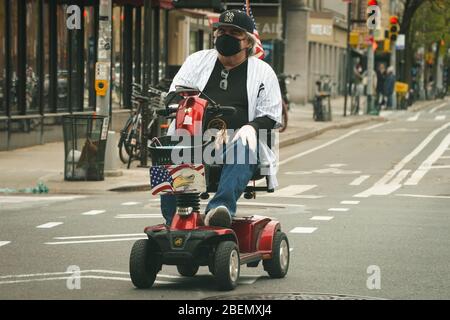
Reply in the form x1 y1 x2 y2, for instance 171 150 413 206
263 231 290 278
129 239 160 289
214 241 240 291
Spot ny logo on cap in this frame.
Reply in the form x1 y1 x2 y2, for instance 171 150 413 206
224 11 234 23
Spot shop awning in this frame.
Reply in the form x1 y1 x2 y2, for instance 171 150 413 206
113 0 173 8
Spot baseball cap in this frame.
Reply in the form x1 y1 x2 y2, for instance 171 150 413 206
214 10 254 34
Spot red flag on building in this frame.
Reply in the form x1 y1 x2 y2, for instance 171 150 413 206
243 1 265 60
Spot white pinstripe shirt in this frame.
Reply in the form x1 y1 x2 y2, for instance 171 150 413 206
168 49 282 188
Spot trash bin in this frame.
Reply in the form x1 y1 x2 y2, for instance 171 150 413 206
63 115 108 181
313 93 332 122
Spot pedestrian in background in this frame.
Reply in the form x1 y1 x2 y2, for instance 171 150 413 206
376 63 386 110
384 66 395 110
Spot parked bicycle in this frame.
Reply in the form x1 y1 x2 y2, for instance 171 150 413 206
118 83 168 169
277 73 300 132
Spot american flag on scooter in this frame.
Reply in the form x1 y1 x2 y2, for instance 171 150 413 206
243 1 265 60
150 164 204 195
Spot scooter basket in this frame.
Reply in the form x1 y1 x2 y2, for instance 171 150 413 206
148 136 206 165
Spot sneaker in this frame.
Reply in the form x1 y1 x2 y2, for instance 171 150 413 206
204 206 232 228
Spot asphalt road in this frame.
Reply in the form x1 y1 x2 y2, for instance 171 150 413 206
1 100 449 300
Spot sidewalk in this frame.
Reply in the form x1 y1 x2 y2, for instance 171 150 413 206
0 97 385 195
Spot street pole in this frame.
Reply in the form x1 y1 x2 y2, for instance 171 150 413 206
96 0 112 119
367 30 375 115
390 39 397 110
343 0 352 117
96 0 121 175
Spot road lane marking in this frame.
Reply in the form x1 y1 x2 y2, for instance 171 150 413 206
0 270 258 286
327 164 347 167
0 195 85 204
341 200 360 205
404 133 450 185
435 115 446 121
429 102 448 113
364 123 387 131
81 210 106 216
279 129 362 166
259 185 320 199
355 122 450 197
115 214 162 219
121 202 141 206
328 208 349 212
45 237 146 245
36 222 63 229
310 216 334 221
350 175 370 186
0 241 11 247
440 156 450 159
430 165 450 169
290 227 317 234
407 113 421 121
148 199 305 208
396 194 450 199
53 233 144 240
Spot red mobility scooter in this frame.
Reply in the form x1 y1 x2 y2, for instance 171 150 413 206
129 86 290 291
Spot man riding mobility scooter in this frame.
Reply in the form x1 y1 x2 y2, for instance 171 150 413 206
129 86 290 291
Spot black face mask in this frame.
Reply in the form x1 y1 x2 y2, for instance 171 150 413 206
215 34 244 57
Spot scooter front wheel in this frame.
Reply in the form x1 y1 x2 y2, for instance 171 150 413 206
214 241 240 291
129 239 160 289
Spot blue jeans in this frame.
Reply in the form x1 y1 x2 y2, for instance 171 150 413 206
160 140 258 225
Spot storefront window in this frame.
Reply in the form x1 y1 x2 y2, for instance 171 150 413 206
57 4 69 111
84 6 96 110
10 1 18 114
25 0 39 113
43 0 50 112
0 0 5 114
112 6 123 108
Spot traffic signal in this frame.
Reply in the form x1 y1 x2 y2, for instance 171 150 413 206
389 16 400 42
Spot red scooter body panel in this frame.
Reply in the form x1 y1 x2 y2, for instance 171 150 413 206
231 216 272 253
258 220 281 254
175 96 208 136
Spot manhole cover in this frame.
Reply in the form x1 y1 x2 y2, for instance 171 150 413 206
204 293 385 300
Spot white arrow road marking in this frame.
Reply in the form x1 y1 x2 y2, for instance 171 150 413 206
36 222 63 229
355 122 450 197
0 241 11 247
407 112 421 121
404 134 450 185
350 175 371 186
81 210 106 216
290 227 317 234
310 216 334 221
